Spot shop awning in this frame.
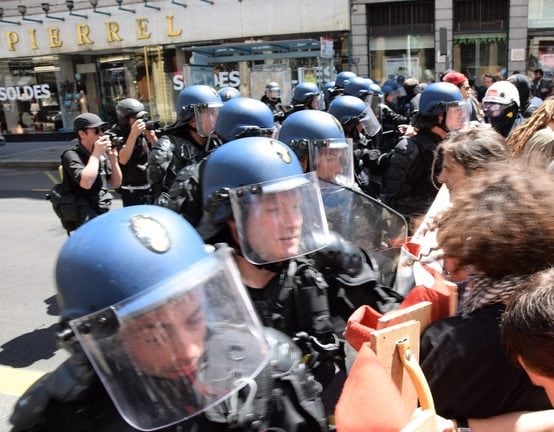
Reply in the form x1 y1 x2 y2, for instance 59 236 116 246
183 38 322 63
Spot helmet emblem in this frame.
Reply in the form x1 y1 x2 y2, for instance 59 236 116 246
270 139 292 164
129 215 171 253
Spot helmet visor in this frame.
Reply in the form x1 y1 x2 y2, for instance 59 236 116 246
309 138 355 188
229 172 329 265
360 107 382 137
310 93 325 111
483 102 509 118
70 247 269 431
194 103 223 137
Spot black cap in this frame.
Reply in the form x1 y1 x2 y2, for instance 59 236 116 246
74 113 109 132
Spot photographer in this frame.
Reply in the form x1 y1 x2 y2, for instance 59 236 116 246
59 113 122 233
110 98 158 206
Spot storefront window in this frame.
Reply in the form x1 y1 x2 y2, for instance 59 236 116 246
0 57 65 135
97 46 178 128
453 36 508 82
366 1 435 83
453 0 508 84
528 0 554 77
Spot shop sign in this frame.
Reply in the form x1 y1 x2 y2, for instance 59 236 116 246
172 71 240 90
0 84 51 101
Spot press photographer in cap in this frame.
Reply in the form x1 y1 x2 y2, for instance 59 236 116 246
55 112 122 233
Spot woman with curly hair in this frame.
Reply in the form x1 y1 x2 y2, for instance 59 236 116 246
506 96 554 168
420 160 554 424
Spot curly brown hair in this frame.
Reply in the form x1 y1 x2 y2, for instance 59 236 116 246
436 160 554 278
506 96 554 157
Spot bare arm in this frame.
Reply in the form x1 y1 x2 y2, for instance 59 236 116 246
79 136 110 189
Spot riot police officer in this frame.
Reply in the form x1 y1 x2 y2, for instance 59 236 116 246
147 85 222 204
285 82 324 117
260 81 285 123
164 97 276 225
327 71 357 105
110 98 157 206
328 95 384 196
198 136 401 416
380 82 466 219
10 205 328 432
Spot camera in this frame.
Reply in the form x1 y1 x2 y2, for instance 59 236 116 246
105 131 125 149
136 110 161 131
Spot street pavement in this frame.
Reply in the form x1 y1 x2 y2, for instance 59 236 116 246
0 139 72 171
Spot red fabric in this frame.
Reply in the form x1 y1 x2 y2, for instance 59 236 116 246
335 343 412 431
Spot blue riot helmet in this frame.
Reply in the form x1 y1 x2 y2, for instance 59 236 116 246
334 71 357 90
278 110 355 188
218 86 241 103
416 82 465 132
56 205 270 431
343 77 375 102
213 97 275 143
175 85 223 136
328 95 381 138
200 137 329 264
418 82 464 116
291 82 323 110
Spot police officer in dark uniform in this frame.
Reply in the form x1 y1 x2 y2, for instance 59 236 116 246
110 98 157 206
164 97 276 225
147 85 222 205
380 82 466 220
260 81 285 123
198 137 401 417
10 205 328 432
284 82 324 118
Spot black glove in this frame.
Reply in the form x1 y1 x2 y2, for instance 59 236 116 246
311 231 364 277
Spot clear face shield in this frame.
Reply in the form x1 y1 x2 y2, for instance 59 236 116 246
309 93 325 110
70 247 269 431
229 172 329 265
444 101 467 132
309 138 355 188
266 88 281 100
360 107 382 137
367 94 381 118
194 102 223 137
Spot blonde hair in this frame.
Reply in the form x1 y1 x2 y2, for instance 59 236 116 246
506 96 554 157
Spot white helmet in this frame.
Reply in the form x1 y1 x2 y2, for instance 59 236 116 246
483 81 520 107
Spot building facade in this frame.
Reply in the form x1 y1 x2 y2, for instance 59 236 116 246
0 0 552 138
0 0 350 138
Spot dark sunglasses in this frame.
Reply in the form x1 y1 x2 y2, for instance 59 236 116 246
87 127 104 135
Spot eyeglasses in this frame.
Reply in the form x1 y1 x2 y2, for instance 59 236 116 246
462 86 471 90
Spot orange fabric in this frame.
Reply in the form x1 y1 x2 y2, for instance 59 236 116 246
343 305 382 351
335 342 412 431
400 264 456 322
344 265 457 352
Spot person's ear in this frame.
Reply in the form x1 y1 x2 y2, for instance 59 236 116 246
227 219 239 244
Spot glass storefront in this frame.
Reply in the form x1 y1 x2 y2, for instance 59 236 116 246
0 46 179 137
366 1 435 83
452 35 508 82
528 0 554 78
